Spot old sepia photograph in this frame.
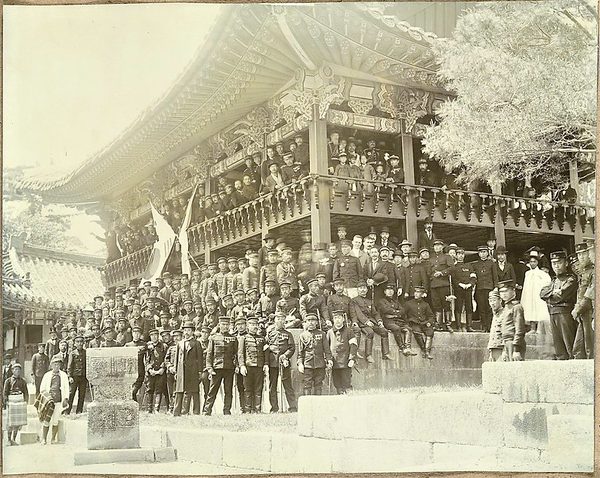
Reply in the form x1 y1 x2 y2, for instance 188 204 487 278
2 1 596 475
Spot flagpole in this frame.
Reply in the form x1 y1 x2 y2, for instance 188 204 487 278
188 251 202 270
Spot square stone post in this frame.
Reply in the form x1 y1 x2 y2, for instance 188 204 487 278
569 159 584 243
309 103 331 246
491 183 506 247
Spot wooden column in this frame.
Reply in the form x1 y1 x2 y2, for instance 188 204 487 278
491 183 506 247
309 104 331 246
569 159 584 243
401 132 418 246
203 176 213 264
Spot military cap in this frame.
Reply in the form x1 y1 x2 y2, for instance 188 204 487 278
160 329 172 336
233 289 245 296
283 152 294 160
568 254 579 264
477 245 488 251
91 323 101 330
264 232 276 241
183 298 193 305
313 243 328 251
337 225 347 231
338 151 347 158
357 279 368 288
200 326 211 334
58 339 68 345
528 250 540 259
132 325 142 332
93 308 102 313
160 310 171 317
182 321 195 329
488 289 500 300
237 257 247 263
148 328 159 335
331 310 346 317
496 245 508 254
407 248 418 256
446 243 458 251
267 249 279 256
208 263 218 269
68 325 78 331
117 317 128 323
304 313 318 321
217 257 227 263
414 285 426 293
381 226 390 233
389 154 400 161
419 247 429 254
456 247 465 253
74 333 86 340
38 342 46 348
550 250 567 260
340 239 352 247
281 246 293 253
11 362 22 369
424 217 433 224
218 316 230 322
102 326 115 334
172 329 184 336
315 272 327 278
395 249 405 257
264 278 277 285
246 288 258 294
498 280 515 290
575 243 590 253
51 355 64 364
143 281 152 286
205 297 217 304
384 283 395 290
306 278 319 286
247 251 259 258
222 293 232 300
379 246 390 253
150 285 159 291
228 257 237 263
279 280 292 287
333 277 345 284
93 295 104 301
115 286 125 294
433 239 444 246
172 276 181 282
246 317 258 324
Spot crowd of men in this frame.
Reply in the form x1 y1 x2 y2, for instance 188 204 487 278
8 222 593 422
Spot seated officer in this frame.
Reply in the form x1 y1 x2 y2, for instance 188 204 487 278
378 283 417 356
297 314 333 396
405 286 435 360
350 280 391 363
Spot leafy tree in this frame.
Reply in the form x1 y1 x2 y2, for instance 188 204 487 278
423 1 597 189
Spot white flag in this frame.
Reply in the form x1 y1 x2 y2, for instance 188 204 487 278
143 202 175 282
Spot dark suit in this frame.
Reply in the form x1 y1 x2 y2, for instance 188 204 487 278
364 260 389 303
173 338 204 415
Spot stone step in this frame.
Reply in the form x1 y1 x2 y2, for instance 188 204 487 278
18 431 39 445
73 447 176 466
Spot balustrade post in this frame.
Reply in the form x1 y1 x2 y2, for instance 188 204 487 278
309 103 331 246
401 132 418 245
491 183 506 247
569 159 584 242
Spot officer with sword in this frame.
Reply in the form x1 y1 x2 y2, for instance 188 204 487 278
265 313 297 412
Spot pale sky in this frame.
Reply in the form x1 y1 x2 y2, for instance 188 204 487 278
3 3 223 171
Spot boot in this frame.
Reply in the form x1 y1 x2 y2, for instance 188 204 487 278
425 337 434 360
381 335 392 360
435 312 445 331
146 392 155 413
403 331 418 356
365 336 374 362
51 426 59 444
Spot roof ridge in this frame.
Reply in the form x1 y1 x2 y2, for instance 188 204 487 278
20 243 105 267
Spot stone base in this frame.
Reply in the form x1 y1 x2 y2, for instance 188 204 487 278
73 447 177 466
18 431 39 445
87 400 140 450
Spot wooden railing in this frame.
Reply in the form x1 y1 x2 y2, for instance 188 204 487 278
103 245 153 287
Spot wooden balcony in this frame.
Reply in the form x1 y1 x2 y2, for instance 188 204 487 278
188 177 314 254
103 245 153 287
103 175 595 288
323 175 595 236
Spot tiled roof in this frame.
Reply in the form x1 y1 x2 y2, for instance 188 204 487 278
2 244 105 311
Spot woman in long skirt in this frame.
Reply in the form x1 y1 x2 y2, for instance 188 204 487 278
3 362 29 445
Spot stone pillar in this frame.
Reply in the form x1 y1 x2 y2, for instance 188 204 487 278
491 183 506 247
85 347 140 450
401 131 418 246
204 176 213 264
309 103 331 246
569 159 584 243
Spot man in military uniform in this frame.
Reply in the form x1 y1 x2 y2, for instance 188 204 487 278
498 280 526 361
215 257 230 298
203 316 238 416
378 283 416 356
144 329 167 413
405 286 435 359
101 327 119 348
429 239 455 332
452 247 475 331
541 251 578 360
31 343 49 398
333 240 363 298
163 329 181 413
404 249 429 300
126 326 147 403
351 280 391 363
237 318 268 413
472 245 495 332
275 281 301 329
65 335 87 414
265 313 297 412
297 314 333 396
572 243 594 359
327 310 358 394
158 272 174 303
299 278 331 330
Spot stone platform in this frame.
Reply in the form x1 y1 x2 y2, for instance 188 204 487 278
73 447 177 466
